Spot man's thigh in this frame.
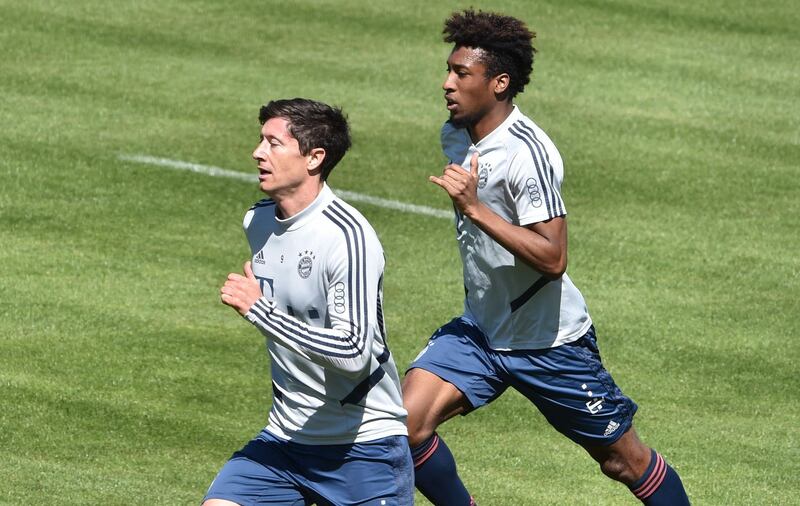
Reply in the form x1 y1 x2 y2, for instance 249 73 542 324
303 435 414 506
501 327 638 446
203 450 308 506
407 316 508 411
205 431 413 506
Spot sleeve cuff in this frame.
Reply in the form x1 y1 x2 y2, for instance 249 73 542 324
244 297 275 323
518 210 567 227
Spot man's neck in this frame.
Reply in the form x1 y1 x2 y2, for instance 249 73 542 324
468 101 514 144
271 181 324 219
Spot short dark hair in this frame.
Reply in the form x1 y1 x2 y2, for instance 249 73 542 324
443 9 536 98
258 98 351 181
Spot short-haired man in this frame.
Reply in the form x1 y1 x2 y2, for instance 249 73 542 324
403 10 690 505
204 98 413 506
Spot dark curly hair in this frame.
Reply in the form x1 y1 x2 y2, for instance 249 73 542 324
259 98 351 181
443 9 536 98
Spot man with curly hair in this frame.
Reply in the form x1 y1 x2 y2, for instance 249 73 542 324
403 10 690 505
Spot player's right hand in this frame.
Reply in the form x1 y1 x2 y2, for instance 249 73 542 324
430 152 481 218
220 261 263 316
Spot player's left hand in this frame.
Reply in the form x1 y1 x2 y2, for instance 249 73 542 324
220 261 263 316
429 152 481 217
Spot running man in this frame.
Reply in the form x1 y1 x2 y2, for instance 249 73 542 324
204 98 413 506
403 10 690 505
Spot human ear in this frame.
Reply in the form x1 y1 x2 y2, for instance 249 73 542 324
494 73 510 94
307 148 326 171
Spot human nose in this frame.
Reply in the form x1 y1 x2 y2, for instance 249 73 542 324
252 139 267 160
443 71 456 92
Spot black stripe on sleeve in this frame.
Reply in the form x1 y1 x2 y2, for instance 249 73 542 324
248 297 364 357
322 203 369 354
330 201 367 335
514 122 566 216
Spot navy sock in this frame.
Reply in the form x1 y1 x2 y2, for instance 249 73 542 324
630 450 690 505
412 433 474 505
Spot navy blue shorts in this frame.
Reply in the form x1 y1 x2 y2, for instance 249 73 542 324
408 317 638 446
204 430 413 505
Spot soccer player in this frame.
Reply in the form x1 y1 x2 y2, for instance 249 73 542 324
204 98 413 506
403 10 690 505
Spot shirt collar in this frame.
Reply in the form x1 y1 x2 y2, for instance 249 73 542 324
474 105 522 148
275 183 335 231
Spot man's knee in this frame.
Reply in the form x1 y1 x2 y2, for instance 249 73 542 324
598 453 634 482
402 368 470 447
202 500 241 506
586 429 652 485
404 400 436 447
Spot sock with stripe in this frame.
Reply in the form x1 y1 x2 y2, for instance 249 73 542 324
411 433 475 505
629 449 690 505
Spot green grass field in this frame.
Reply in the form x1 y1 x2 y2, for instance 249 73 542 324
1 0 798 504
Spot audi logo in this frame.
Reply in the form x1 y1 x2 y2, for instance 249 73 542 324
525 178 542 207
334 282 346 313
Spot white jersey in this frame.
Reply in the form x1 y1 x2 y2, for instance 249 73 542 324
241 184 407 445
442 106 593 350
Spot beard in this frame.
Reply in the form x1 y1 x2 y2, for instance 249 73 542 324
449 110 480 129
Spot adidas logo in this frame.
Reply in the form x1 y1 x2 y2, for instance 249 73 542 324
603 420 620 437
254 250 266 265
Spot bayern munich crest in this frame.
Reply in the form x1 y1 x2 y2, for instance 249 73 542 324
297 250 315 278
477 161 492 189
478 168 488 188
